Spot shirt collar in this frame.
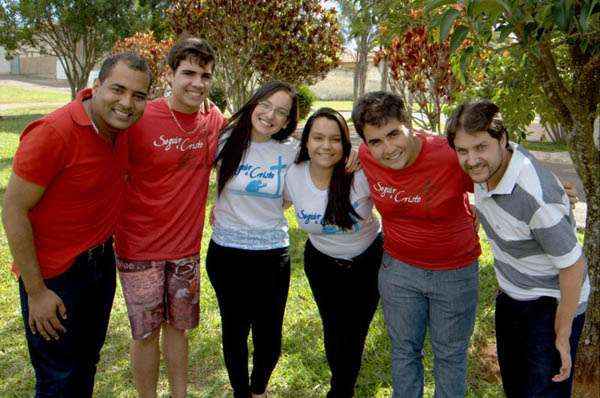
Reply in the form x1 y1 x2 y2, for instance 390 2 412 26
68 88 94 127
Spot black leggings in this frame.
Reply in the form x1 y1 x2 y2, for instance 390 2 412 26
206 240 291 398
304 234 383 398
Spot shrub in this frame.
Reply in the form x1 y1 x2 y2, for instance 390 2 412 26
209 86 228 113
297 85 317 120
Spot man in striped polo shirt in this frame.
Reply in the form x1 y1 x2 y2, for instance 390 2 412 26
446 100 589 397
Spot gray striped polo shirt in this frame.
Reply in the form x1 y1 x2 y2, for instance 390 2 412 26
475 143 589 314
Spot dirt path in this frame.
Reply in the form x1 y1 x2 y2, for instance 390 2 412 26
0 75 70 91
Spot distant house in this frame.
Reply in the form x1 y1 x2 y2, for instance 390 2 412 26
309 48 384 100
0 44 70 80
0 47 13 74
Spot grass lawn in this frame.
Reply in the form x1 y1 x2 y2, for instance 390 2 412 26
0 84 70 105
0 93 506 397
312 100 354 112
522 140 569 152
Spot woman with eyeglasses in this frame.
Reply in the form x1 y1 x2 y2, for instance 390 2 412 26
283 108 382 398
206 81 300 398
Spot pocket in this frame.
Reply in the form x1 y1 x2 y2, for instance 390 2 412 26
378 252 391 273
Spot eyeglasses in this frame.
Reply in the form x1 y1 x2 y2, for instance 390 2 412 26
257 101 290 119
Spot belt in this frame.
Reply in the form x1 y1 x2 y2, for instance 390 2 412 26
82 237 113 262
318 234 383 270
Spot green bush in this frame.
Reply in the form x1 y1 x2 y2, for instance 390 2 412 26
296 85 317 120
209 86 228 112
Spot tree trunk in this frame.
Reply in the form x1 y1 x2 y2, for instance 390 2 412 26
570 116 600 397
380 56 389 91
354 33 369 101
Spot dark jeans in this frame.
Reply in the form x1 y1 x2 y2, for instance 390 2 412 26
495 291 586 398
19 238 116 398
206 240 290 398
304 235 382 398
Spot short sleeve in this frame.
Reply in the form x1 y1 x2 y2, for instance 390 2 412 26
13 122 68 188
530 202 582 269
283 178 292 202
352 170 371 199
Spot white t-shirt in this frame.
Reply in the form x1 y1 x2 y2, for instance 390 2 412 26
284 162 380 259
211 138 299 250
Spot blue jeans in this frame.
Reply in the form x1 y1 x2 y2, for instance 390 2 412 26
378 252 479 398
19 238 116 398
495 291 585 398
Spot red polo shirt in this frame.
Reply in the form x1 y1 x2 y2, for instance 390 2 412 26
359 133 481 270
12 88 128 278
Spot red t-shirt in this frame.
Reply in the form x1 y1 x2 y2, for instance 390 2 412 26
115 98 226 260
359 133 481 270
12 88 128 278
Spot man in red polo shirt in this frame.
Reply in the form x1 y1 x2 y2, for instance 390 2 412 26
352 91 481 398
2 52 151 397
114 38 226 398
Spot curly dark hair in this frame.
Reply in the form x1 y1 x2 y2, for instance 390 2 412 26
446 100 509 149
351 91 409 140
167 37 215 72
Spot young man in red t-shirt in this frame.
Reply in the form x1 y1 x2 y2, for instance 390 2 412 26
352 92 481 398
2 53 151 397
114 38 226 398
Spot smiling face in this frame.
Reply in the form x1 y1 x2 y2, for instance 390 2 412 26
250 90 292 142
307 117 344 170
453 129 509 189
363 118 420 170
167 58 213 113
91 61 149 135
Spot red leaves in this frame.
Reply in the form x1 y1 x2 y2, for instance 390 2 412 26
383 24 457 103
113 32 174 99
166 0 343 87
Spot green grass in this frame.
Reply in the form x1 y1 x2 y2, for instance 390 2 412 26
522 140 569 152
0 84 70 105
0 103 505 397
312 100 354 112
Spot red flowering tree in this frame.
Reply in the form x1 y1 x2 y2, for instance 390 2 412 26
167 0 343 111
113 32 174 99
374 12 459 133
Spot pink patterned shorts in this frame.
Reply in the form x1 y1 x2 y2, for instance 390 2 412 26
117 255 200 340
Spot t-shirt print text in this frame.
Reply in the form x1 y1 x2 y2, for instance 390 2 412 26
153 134 205 152
231 155 286 198
372 181 422 204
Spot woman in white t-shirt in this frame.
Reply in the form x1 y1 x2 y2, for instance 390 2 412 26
206 81 299 398
284 108 382 398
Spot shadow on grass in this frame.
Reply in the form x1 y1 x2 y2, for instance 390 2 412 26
0 114 47 135
0 157 13 171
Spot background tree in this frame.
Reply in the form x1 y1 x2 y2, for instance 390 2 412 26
0 0 143 99
167 0 343 112
375 7 459 133
451 49 560 142
336 0 379 99
113 32 174 99
426 1 600 394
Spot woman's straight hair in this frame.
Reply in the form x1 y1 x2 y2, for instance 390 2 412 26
296 107 360 230
215 81 299 195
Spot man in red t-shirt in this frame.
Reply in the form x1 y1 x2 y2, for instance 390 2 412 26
2 53 151 397
352 92 481 398
114 38 226 398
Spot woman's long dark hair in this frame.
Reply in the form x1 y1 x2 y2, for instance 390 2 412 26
215 81 299 195
296 107 361 230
